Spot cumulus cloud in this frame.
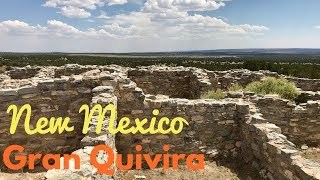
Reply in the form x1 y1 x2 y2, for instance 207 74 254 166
60 6 91 18
43 0 128 18
43 0 224 19
43 0 105 10
108 0 128 6
98 0 269 40
0 0 270 52
0 20 42 35
0 20 114 39
1 0 269 40
143 0 225 12
46 20 81 34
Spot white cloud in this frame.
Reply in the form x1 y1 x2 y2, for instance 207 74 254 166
47 20 81 34
0 20 44 35
0 20 111 38
143 0 225 12
1 0 269 40
101 23 134 36
60 6 91 18
0 0 270 52
99 0 269 40
97 11 111 19
107 0 128 6
43 0 128 18
43 0 105 10
97 14 111 19
315 26 320 29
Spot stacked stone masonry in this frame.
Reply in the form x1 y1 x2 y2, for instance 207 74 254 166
0 64 320 179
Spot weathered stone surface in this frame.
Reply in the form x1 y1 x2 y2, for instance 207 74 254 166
0 64 320 180
92 86 113 94
18 86 39 95
45 170 84 180
0 89 18 96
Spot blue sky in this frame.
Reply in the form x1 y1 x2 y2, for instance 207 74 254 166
0 0 319 52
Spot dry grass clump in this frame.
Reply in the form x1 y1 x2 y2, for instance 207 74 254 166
201 83 242 100
229 83 243 92
201 89 226 100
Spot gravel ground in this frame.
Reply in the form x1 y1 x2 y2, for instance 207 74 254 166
0 160 260 180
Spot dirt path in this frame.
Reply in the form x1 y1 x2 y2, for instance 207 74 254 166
302 148 320 163
0 161 260 180
116 161 245 180
0 173 45 180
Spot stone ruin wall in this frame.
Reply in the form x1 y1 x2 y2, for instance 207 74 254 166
128 67 284 99
1 64 320 179
116 97 249 159
128 66 212 99
287 77 320 92
246 95 320 147
0 79 94 168
240 120 320 180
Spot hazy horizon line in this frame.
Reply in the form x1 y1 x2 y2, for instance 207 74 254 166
2 48 320 54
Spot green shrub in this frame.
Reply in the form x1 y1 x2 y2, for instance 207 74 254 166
201 89 226 100
229 83 243 92
245 77 300 100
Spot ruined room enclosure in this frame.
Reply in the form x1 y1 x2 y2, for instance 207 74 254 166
0 64 320 179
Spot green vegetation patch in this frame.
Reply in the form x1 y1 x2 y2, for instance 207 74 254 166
228 83 243 92
201 83 242 100
245 77 300 100
201 89 226 100
2 54 320 79
201 78 300 101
